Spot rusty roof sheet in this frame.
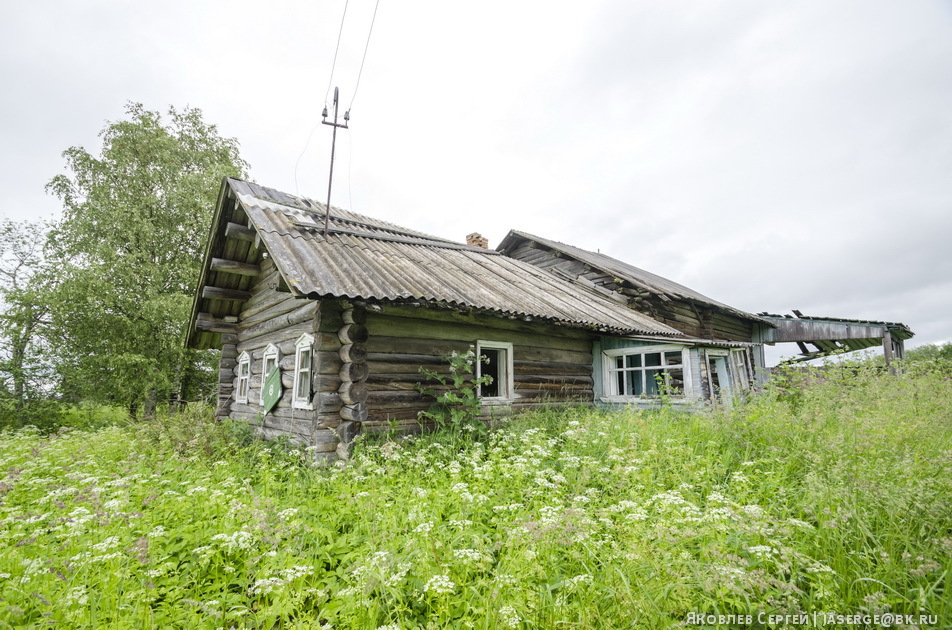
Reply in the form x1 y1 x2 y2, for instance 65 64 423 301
499 230 767 324
230 180 681 336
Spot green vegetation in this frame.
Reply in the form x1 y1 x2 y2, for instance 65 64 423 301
0 364 950 628
0 103 247 427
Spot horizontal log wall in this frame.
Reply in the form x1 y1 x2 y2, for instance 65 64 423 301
226 258 335 453
358 304 595 434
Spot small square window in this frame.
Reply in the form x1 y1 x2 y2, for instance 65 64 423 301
476 341 514 400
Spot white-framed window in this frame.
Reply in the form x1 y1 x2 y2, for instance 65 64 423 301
602 344 690 398
476 340 514 400
235 351 251 404
259 343 281 406
292 334 314 409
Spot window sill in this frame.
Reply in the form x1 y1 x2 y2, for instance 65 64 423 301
599 396 692 405
479 397 514 406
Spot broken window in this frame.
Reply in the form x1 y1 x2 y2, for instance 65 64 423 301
703 348 752 401
476 340 514 400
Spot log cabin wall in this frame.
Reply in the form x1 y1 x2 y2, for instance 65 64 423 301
339 304 597 436
505 241 753 342
226 258 339 460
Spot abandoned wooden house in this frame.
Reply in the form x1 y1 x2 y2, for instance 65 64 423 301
187 178 914 459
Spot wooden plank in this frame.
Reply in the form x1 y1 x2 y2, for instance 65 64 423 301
211 258 261 277
225 221 256 242
195 312 238 334
203 286 252 301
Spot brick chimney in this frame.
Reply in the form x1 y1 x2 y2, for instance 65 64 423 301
466 232 489 249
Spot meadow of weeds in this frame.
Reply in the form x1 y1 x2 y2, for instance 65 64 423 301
0 362 950 628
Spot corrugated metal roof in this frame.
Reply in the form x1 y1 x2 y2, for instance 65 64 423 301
498 230 767 324
230 180 681 336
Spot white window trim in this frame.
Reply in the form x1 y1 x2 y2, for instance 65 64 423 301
259 343 281 406
601 344 693 402
235 351 251 404
475 340 514 402
292 334 315 410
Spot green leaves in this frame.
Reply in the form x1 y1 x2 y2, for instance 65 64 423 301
36 102 249 415
416 346 492 435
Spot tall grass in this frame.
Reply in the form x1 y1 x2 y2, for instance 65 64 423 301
0 364 949 628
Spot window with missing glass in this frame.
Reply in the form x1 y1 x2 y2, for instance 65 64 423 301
603 345 688 398
476 340 514 400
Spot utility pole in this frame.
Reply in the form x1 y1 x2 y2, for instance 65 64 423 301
322 86 349 235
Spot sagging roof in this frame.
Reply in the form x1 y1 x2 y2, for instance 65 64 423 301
187 179 682 348
498 230 767 324
755 311 914 362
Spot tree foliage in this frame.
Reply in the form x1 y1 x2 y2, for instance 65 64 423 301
0 219 56 427
40 103 248 417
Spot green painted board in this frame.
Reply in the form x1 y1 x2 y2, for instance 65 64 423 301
263 367 282 413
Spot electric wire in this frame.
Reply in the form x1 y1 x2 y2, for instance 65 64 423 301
296 0 349 196
324 0 350 106
348 0 381 112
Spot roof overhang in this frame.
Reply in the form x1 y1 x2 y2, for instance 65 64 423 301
755 311 914 362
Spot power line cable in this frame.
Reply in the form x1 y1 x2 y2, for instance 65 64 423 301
348 0 381 112
297 0 350 196
324 0 350 106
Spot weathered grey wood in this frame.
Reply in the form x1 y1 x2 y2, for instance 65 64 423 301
240 295 308 328
225 221 256 242
340 403 368 422
196 312 238 334
239 301 318 335
238 321 314 349
339 362 370 383
317 351 344 374
337 323 369 344
211 258 261 277
883 331 894 369
342 307 367 325
372 305 592 343
339 382 369 405
203 286 252 301
339 343 367 363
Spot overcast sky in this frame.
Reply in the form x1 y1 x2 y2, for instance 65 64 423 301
2 1 950 362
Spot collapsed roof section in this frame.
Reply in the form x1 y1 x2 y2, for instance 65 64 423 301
756 311 914 363
498 230 768 325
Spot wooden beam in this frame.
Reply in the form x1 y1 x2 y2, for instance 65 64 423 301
225 222 256 243
210 257 261 277
196 312 238 334
883 331 895 373
202 286 251 301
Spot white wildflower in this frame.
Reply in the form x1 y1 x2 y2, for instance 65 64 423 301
498 605 521 628
91 536 120 552
422 574 455 594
